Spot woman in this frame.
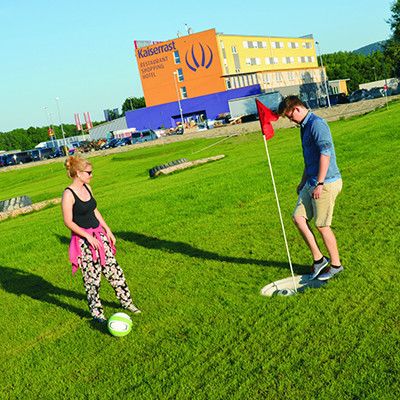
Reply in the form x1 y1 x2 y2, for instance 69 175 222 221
62 155 140 323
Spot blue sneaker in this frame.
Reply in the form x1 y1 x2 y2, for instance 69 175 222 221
310 256 329 280
318 266 344 281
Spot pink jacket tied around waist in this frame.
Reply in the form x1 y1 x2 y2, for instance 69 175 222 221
69 225 116 274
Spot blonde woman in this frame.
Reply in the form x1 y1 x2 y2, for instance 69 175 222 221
62 155 140 323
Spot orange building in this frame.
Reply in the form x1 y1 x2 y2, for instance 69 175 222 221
135 29 225 107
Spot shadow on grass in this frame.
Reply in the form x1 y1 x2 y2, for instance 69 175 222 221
115 231 309 274
0 265 114 334
54 233 70 245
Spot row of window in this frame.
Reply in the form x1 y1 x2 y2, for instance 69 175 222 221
167 43 313 67
225 70 319 89
245 56 315 66
241 40 313 50
226 74 259 89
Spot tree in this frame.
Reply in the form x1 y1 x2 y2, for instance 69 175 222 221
384 0 400 77
388 0 400 41
319 50 394 92
121 97 146 115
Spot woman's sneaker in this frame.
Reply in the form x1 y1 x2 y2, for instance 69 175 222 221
310 256 329 280
125 304 141 314
318 266 344 281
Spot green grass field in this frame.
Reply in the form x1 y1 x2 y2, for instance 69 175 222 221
1 103 400 399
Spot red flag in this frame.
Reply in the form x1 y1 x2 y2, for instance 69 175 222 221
256 99 279 140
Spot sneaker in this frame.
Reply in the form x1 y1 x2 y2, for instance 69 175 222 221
310 256 330 280
317 266 344 281
125 304 141 314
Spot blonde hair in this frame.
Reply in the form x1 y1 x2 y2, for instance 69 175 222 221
65 155 92 178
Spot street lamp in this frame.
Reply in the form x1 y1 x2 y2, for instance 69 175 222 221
55 97 67 150
43 106 57 144
173 71 184 132
315 41 331 108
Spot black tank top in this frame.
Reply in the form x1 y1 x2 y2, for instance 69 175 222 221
66 184 100 229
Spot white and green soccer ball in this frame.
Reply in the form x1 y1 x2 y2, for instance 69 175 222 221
107 312 132 337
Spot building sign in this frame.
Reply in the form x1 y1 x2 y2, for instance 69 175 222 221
185 43 213 72
135 29 225 107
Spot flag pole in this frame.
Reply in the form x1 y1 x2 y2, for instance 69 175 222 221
263 135 297 292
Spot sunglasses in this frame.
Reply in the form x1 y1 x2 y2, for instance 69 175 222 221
82 170 93 176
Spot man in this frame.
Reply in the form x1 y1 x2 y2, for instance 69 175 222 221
278 96 343 280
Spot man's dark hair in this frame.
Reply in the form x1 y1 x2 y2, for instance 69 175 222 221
278 96 306 115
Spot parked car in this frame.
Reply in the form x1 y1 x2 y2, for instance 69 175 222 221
116 137 132 146
131 129 158 143
348 89 369 103
4 151 33 165
29 147 56 161
367 87 385 99
104 138 120 149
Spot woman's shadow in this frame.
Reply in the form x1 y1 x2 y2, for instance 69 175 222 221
115 231 309 274
0 265 116 333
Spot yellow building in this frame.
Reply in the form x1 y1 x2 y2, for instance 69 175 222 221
216 33 323 92
134 29 342 108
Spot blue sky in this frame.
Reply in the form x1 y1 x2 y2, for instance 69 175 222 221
0 0 393 132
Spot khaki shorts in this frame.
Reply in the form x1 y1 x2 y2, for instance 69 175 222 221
293 179 342 227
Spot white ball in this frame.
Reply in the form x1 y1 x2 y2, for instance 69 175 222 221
107 312 132 337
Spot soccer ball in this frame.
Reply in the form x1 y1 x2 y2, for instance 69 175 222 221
107 312 132 337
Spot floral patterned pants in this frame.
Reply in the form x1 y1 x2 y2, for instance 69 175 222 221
79 233 133 319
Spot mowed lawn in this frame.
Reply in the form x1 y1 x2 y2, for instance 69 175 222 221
1 103 399 399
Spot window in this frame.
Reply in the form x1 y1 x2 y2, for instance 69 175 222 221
263 73 270 83
288 42 299 49
283 57 294 64
275 72 283 82
299 56 314 63
180 87 187 99
244 40 265 49
247 57 261 66
302 42 313 49
288 71 295 81
173 51 181 64
272 41 284 49
177 68 184 82
226 79 232 89
231 45 237 54
265 57 278 65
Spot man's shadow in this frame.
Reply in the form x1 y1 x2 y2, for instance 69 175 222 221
115 231 309 274
0 265 116 333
